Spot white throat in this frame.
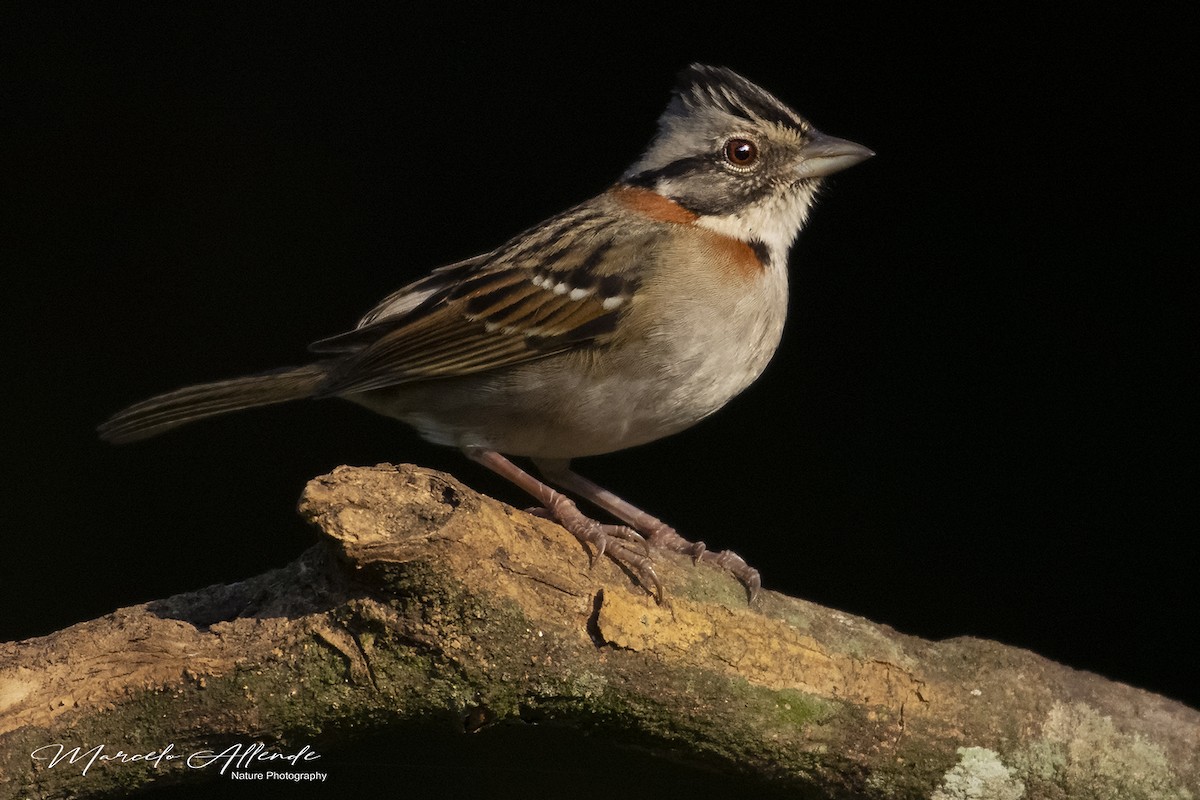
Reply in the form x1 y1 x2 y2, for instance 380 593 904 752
692 184 818 268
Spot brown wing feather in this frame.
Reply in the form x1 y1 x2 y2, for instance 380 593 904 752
314 199 645 397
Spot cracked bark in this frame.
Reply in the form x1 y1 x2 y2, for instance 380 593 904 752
1 464 1197 799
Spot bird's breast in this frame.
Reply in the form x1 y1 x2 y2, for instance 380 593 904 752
625 237 789 431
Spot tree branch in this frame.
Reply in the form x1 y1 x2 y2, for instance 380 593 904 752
2 464 1196 798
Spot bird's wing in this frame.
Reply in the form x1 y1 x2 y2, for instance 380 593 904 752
307 255 487 355
311 198 645 396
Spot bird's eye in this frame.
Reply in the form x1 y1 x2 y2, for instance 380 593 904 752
723 138 759 167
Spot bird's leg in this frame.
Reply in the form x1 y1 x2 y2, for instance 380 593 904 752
463 447 662 601
536 459 762 602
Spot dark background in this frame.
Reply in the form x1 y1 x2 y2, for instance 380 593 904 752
4 4 1195 796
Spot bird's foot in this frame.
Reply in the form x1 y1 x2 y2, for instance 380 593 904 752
531 462 763 603
539 499 662 602
642 522 761 603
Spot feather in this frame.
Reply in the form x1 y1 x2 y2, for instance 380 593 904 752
312 199 644 397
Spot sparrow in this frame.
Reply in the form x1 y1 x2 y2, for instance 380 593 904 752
99 64 872 602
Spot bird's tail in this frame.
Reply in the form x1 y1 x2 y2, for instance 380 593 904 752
97 364 330 444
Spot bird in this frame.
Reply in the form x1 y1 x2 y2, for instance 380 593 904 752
98 64 872 602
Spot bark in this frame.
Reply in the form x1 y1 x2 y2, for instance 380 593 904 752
1 463 1196 799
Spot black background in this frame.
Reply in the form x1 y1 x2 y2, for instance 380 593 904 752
4 4 1196 796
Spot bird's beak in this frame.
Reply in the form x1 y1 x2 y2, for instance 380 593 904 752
794 131 874 180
